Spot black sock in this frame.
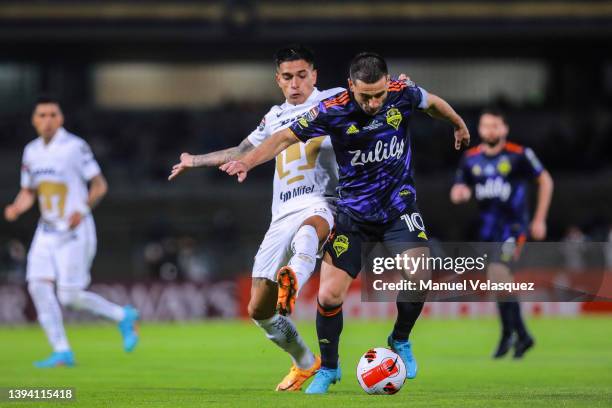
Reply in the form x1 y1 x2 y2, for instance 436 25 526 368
497 302 514 338
507 301 529 340
316 299 343 369
392 301 424 341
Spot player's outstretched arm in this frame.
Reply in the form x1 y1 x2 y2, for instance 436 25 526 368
530 170 554 240
168 137 255 181
423 93 470 150
4 188 36 222
68 173 108 229
450 183 472 204
220 128 300 183
87 174 108 210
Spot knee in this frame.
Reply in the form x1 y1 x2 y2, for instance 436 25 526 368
57 287 80 308
317 286 344 309
27 280 43 296
27 280 53 298
247 299 275 321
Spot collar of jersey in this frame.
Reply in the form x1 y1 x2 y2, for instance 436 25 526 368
40 127 67 148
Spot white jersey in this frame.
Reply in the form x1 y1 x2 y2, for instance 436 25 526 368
247 87 343 220
20 127 101 231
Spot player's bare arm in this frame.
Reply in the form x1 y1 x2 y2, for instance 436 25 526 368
4 188 36 222
450 183 472 204
68 173 108 230
168 137 255 180
530 170 554 240
220 128 300 183
423 93 470 150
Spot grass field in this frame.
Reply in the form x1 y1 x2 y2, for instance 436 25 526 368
1 317 611 407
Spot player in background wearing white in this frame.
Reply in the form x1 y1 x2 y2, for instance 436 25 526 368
4 97 140 368
169 45 347 391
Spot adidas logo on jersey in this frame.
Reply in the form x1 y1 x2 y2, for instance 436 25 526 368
346 124 359 134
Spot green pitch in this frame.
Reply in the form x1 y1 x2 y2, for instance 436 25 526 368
1 317 611 407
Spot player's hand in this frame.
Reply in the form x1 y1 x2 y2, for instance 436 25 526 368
450 184 471 204
220 160 249 183
530 219 547 241
68 212 84 229
454 125 470 150
4 204 19 222
398 73 411 82
168 152 195 181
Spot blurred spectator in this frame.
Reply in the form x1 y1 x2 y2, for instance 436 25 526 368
177 236 214 283
562 225 589 270
1 239 26 284
605 226 612 269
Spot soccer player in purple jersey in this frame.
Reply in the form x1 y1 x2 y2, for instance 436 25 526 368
451 108 553 359
222 52 470 393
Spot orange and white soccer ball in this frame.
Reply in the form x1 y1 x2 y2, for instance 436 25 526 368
356 347 406 394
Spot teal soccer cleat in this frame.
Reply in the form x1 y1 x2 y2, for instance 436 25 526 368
34 351 75 368
118 305 140 352
388 335 417 379
304 366 341 394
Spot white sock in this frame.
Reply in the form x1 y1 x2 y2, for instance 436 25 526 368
28 281 71 352
57 288 126 322
254 314 315 370
288 225 319 293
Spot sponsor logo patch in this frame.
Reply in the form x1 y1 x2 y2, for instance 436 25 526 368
399 189 411 197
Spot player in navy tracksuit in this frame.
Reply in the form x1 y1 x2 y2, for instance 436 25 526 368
223 52 470 392
451 108 554 359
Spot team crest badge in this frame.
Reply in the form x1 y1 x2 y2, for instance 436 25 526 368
332 235 349 257
497 158 512 176
386 108 402 130
298 117 309 128
305 106 319 121
257 117 266 132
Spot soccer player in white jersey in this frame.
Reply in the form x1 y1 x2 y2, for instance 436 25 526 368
169 45 344 390
4 96 140 368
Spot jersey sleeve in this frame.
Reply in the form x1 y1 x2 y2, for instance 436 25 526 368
289 103 330 142
246 111 273 147
76 140 102 181
454 155 472 185
521 147 544 179
20 148 33 189
401 81 429 110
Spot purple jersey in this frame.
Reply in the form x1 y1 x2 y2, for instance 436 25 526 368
455 142 544 240
289 80 428 223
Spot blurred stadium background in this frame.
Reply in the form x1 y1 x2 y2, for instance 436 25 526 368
1 0 612 323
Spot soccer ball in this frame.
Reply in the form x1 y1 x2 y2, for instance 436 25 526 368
356 347 406 394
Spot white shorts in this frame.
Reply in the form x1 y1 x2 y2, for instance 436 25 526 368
251 202 335 281
26 216 97 289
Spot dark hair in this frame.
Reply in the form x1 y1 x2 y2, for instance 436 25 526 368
480 107 507 124
33 95 62 111
349 52 388 84
274 44 315 68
